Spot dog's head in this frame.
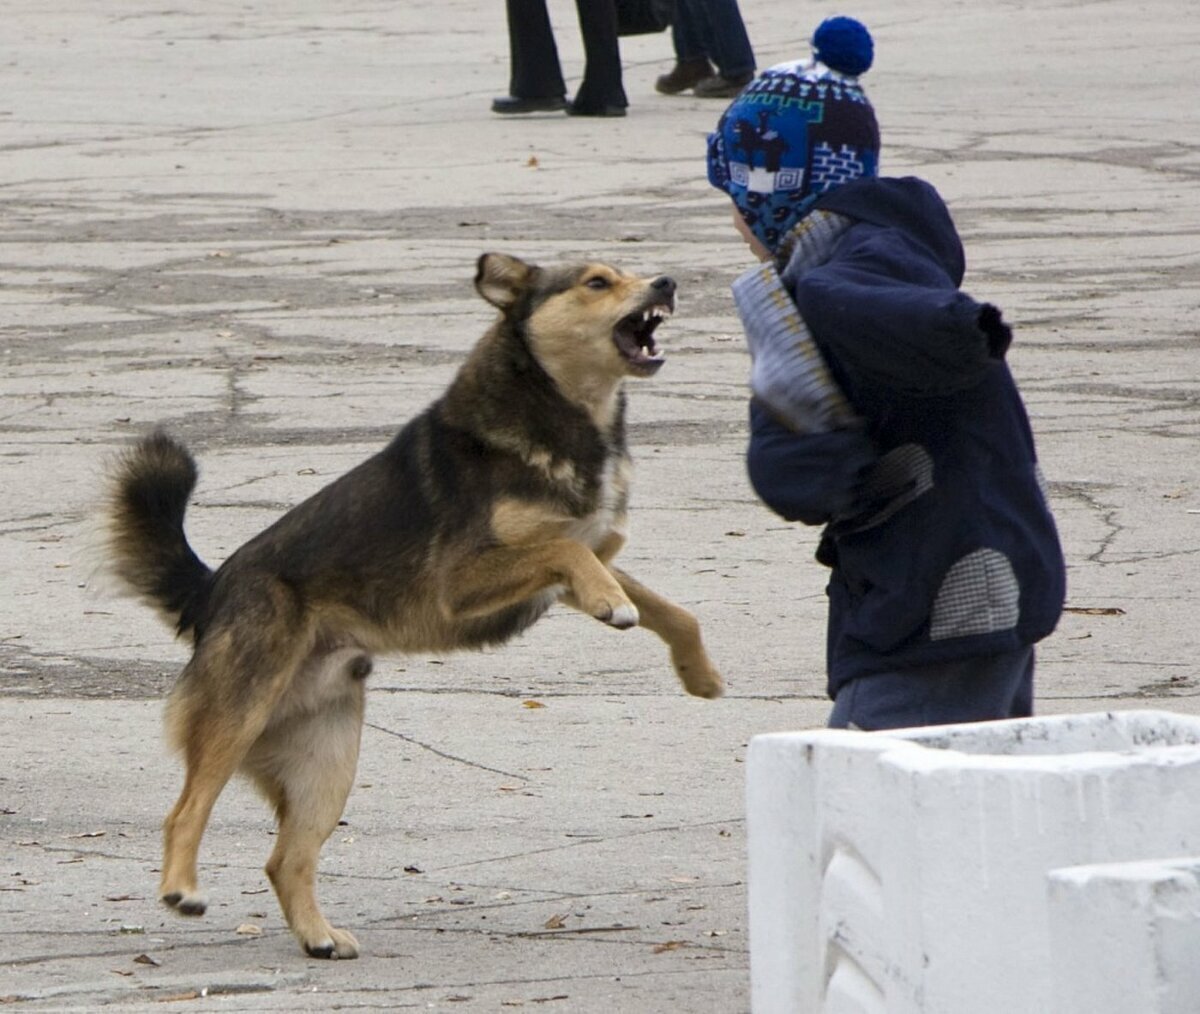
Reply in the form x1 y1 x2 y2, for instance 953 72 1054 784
475 253 676 390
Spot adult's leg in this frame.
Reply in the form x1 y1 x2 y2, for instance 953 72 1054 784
656 0 716 95
828 647 1035 731
670 0 709 62
506 0 566 99
694 0 755 78
570 0 627 112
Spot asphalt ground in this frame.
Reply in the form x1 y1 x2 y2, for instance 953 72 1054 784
2 1 1199 1010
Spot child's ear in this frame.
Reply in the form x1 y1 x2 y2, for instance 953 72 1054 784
475 253 534 311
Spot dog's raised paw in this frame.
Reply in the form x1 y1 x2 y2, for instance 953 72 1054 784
688 673 725 700
605 603 639 629
676 657 725 700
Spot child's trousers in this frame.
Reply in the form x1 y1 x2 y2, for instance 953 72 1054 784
827 646 1034 731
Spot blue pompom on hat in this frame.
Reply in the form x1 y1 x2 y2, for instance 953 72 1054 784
812 15 874 76
707 16 881 254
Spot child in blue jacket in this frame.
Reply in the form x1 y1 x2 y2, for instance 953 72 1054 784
707 17 1066 730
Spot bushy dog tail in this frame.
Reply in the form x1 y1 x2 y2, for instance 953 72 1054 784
104 430 213 638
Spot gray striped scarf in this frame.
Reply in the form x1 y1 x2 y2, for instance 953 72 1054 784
732 210 860 434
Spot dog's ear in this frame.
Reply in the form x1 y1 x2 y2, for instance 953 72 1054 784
475 253 534 311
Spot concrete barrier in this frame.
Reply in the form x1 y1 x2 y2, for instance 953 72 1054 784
1048 857 1200 1014
745 711 1200 1013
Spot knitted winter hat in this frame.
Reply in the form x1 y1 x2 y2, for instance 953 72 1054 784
707 17 881 254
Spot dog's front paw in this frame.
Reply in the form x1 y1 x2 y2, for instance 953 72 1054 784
303 925 360 960
605 602 639 629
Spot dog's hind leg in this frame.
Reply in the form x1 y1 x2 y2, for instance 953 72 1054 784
159 588 313 917
160 694 277 915
609 568 724 699
243 656 367 959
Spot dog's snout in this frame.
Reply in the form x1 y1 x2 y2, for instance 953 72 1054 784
651 276 676 299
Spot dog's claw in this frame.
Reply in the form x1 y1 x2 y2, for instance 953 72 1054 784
162 890 207 916
304 928 360 960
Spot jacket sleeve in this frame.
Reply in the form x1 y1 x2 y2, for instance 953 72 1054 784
746 399 878 525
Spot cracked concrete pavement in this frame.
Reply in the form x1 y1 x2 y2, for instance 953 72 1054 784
2 0 1199 1009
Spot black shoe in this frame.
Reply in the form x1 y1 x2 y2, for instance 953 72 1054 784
693 71 754 99
565 101 627 118
655 58 716 95
491 95 567 115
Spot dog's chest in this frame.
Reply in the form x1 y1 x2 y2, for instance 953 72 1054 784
566 453 630 548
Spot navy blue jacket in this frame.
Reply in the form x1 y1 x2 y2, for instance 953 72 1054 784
746 177 1065 697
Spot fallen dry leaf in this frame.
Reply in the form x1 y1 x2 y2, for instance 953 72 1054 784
521 699 546 709
235 923 263 936
652 940 687 954
133 953 160 967
1063 606 1125 616
543 913 567 930
526 155 540 168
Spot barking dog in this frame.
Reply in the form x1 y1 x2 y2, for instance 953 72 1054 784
101 252 723 959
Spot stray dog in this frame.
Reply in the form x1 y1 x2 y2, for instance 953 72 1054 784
102 252 723 960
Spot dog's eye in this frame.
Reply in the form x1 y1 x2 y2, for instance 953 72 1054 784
584 276 610 291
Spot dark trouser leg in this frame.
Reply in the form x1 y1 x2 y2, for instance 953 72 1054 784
506 0 566 99
828 647 1036 731
694 0 755 78
570 0 626 110
670 0 709 61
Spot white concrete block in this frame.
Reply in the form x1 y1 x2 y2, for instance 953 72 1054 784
1048 857 1200 1014
746 711 1200 1014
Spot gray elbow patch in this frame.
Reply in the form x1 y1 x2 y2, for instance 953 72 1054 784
930 548 1019 640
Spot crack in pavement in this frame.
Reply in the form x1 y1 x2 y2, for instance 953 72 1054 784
365 721 530 782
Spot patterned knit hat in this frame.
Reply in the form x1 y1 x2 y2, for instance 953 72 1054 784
707 17 881 254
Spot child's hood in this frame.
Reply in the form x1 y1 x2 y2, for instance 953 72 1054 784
793 177 994 396
815 176 967 284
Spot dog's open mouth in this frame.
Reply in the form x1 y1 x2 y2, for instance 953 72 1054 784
613 298 672 376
